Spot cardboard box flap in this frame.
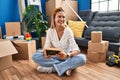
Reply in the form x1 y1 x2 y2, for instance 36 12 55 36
0 40 18 58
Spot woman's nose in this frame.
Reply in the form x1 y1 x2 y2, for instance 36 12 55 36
60 17 64 20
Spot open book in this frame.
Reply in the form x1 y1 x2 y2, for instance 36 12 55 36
45 48 61 55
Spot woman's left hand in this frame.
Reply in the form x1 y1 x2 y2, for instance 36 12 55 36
56 51 67 60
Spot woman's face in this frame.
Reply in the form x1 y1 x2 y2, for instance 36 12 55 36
54 11 66 27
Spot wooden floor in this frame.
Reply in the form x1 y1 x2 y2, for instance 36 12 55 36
0 57 120 80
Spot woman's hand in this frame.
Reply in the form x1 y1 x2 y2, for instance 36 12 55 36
57 51 68 60
43 49 51 59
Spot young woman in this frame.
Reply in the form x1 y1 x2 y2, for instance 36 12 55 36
32 7 86 76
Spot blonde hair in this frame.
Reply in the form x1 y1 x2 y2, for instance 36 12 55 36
50 7 67 28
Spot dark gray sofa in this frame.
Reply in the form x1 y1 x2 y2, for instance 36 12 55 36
75 11 120 54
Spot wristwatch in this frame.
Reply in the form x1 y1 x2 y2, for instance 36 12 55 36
67 53 72 58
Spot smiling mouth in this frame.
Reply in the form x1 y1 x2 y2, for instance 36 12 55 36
59 22 63 24
59 21 64 24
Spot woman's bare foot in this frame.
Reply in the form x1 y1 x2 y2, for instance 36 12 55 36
66 70 72 76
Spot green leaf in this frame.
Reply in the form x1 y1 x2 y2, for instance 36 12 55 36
21 5 48 39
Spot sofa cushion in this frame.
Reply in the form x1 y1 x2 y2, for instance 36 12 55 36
78 10 95 37
84 26 120 42
84 12 120 42
78 10 93 26
68 20 86 38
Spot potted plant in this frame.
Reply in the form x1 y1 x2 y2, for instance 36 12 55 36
21 5 48 48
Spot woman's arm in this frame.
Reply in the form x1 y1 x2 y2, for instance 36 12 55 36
43 29 51 49
67 50 80 58
67 27 80 56
43 28 52 59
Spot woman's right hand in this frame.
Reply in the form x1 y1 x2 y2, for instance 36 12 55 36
57 51 68 60
43 49 51 59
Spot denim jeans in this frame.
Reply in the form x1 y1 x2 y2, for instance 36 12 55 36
32 52 86 76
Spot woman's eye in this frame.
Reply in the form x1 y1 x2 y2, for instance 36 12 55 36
58 16 61 18
63 16 65 18
58 16 65 18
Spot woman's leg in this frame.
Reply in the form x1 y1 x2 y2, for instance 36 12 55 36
32 52 64 73
54 54 86 76
32 52 62 67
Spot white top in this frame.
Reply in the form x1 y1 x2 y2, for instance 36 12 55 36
44 27 80 53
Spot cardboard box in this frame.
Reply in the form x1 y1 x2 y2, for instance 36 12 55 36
91 31 102 42
103 41 109 51
5 22 21 36
12 40 36 60
46 0 78 26
0 56 13 71
0 27 2 39
0 40 18 71
62 0 78 21
41 37 46 48
88 41 109 53
45 0 62 26
87 49 106 63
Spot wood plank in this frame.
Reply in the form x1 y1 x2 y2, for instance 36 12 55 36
0 58 120 80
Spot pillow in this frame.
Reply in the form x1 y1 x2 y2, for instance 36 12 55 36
68 20 86 38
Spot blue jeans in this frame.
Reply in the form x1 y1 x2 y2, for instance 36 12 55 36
32 52 86 76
